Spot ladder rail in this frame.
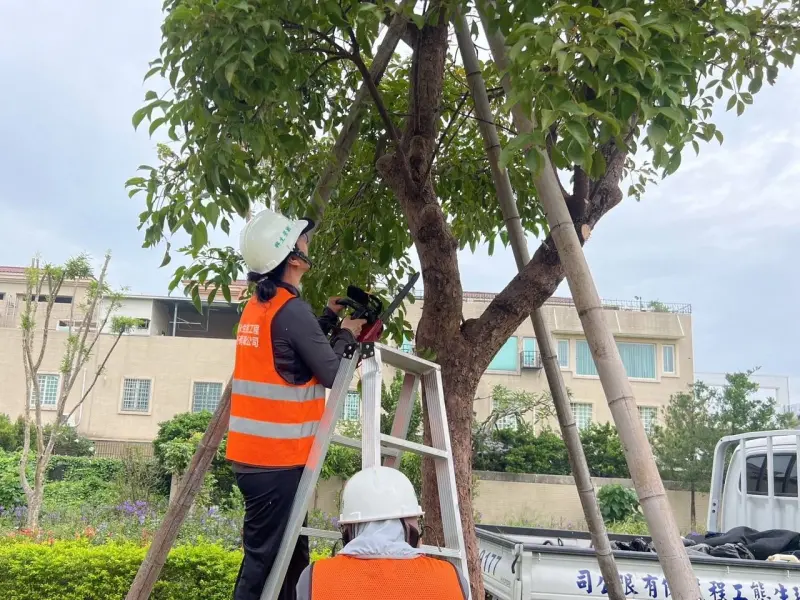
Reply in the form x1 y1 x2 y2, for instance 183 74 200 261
258 344 361 600
260 342 470 600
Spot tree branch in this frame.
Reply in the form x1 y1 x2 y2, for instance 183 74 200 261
465 140 629 346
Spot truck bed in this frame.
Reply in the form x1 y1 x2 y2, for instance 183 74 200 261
476 525 800 600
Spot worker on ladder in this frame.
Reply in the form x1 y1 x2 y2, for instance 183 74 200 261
296 466 469 600
228 208 367 600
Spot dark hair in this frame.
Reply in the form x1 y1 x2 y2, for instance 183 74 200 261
247 255 290 303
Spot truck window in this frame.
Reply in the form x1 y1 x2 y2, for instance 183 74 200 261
739 453 798 496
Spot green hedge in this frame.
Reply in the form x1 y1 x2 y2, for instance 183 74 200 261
0 541 241 599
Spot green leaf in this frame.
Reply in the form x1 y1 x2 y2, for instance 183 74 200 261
691 140 700 155
647 123 668 148
748 77 763 94
724 17 751 39
589 149 607 179
160 248 172 268
556 50 575 74
658 106 684 124
149 117 166 137
736 100 745 116
225 61 238 85
222 285 232 304
191 221 208 249
540 108 557 130
604 34 622 55
726 95 737 112
144 90 158 101
558 100 589 116
241 51 255 71
191 286 202 314
665 150 682 175
379 243 393 266
132 107 149 130
565 121 589 148
714 129 724 145
578 46 600 67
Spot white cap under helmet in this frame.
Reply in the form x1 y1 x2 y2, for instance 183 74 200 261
239 208 315 275
338 466 424 525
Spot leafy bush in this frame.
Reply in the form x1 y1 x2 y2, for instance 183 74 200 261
46 455 124 482
606 516 650 536
0 540 240 600
579 423 630 478
153 412 235 505
2 416 95 456
597 484 641 524
0 451 25 508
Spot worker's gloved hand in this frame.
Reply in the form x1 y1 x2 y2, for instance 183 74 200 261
327 297 346 314
341 317 367 336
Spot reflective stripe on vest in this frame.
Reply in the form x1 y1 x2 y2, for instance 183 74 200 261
310 555 464 600
226 287 326 468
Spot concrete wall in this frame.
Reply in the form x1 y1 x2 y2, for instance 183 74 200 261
312 472 708 535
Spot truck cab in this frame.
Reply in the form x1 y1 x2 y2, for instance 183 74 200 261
707 429 800 532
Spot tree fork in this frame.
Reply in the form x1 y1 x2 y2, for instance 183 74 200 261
478 6 701 600
452 12 626 600
126 9 414 598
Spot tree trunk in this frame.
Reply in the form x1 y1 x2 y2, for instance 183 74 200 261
690 482 696 532
453 12 625 600
478 11 701 600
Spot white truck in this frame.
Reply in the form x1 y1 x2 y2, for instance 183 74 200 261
477 430 800 600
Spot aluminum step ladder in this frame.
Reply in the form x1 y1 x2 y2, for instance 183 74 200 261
259 341 470 600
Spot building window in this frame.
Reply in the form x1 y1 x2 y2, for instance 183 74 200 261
638 406 657 436
0 292 5 300
743 454 798 497
493 397 518 429
557 339 569 368
522 337 538 368
132 318 151 331
487 337 519 372
57 319 98 332
663 345 676 375
29 374 59 408
192 382 223 413
618 343 657 379
122 378 152 413
576 340 657 380
31 295 72 304
576 340 598 376
570 402 593 430
343 391 361 421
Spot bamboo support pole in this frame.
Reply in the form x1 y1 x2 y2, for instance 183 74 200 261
453 12 625 600
476 6 701 600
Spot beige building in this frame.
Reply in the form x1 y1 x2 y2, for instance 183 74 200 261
0 266 693 450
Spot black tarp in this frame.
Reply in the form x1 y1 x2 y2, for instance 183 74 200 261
609 527 800 561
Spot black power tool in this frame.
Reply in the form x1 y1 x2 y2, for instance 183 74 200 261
334 272 419 342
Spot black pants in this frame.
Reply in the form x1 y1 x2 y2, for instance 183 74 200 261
233 468 309 600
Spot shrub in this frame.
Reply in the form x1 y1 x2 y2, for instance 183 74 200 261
10 417 95 457
0 451 26 508
0 415 16 452
0 540 240 600
579 423 629 478
597 484 641 524
153 412 235 506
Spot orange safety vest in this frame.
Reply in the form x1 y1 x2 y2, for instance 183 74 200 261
310 555 465 600
226 287 326 468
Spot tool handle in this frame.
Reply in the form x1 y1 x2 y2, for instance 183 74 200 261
357 320 384 343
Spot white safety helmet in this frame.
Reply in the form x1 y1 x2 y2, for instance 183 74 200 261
338 466 424 525
239 208 315 275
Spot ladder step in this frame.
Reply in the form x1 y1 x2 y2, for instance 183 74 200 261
420 545 464 559
300 527 342 540
379 434 449 459
332 434 401 457
375 343 440 375
299 528 462 560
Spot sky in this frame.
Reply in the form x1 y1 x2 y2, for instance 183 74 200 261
1 2 798 397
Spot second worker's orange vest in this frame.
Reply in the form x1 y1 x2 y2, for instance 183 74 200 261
310 555 465 600
226 287 326 468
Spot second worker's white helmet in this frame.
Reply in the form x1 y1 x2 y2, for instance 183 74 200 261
338 466 424 525
239 208 314 275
